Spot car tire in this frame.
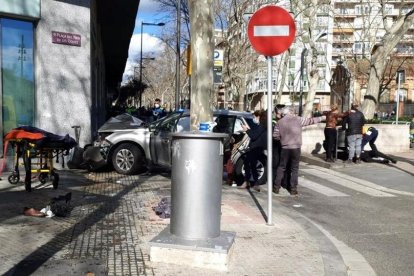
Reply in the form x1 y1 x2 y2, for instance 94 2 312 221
111 143 144 175
233 154 267 186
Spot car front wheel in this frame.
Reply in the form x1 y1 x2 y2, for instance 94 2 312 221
111 143 144 175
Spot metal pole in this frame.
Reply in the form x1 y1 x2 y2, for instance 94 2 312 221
299 48 307 116
396 72 401 125
175 0 182 110
266 56 273 226
139 22 143 107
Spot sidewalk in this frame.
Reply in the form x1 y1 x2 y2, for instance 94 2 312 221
0 166 345 276
5 148 409 275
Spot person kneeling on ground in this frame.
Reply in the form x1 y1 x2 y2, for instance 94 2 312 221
360 126 397 164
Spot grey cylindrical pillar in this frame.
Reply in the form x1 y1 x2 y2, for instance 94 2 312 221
170 132 228 240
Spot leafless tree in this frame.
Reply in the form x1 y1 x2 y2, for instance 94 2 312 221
361 7 414 118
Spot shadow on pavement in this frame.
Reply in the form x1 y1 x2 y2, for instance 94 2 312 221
2 170 144 275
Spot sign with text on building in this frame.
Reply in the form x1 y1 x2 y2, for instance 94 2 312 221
247 5 296 56
214 49 224 83
52 31 81 47
214 49 224 66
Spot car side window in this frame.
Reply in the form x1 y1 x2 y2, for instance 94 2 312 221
157 113 181 132
234 118 244 134
213 115 235 134
176 116 190 132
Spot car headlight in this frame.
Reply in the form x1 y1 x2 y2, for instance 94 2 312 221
100 139 112 148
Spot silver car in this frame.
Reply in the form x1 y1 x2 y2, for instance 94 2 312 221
93 110 267 185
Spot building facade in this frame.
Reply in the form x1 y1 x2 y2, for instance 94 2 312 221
224 1 413 114
0 0 138 151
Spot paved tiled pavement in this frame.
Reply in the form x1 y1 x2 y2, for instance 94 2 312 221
6 148 413 275
0 167 332 276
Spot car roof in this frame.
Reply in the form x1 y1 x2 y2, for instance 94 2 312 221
179 109 254 119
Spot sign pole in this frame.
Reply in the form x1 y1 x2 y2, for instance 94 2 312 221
266 56 273 225
396 72 401 125
247 5 296 226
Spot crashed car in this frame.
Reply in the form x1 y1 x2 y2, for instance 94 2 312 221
89 110 267 185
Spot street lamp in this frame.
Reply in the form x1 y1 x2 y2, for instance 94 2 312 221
139 22 165 107
175 0 182 110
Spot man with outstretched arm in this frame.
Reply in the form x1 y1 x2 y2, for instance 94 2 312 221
273 107 325 195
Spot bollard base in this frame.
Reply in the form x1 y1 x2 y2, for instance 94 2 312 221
149 227 235 271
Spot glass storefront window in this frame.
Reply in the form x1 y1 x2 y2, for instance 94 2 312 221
1 18 34 135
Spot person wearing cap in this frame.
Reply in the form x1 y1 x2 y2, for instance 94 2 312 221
342 103 366 164
273 107 325 195
322 104 348 162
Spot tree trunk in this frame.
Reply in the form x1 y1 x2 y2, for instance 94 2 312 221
362 9 414 119
277 52 289 104
188 0 214 130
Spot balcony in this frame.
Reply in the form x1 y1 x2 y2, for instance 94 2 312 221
334 10 356 18
333 27 354 33
333 37 355 44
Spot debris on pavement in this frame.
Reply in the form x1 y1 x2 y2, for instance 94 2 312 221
23 207 46 217
153 197 171 219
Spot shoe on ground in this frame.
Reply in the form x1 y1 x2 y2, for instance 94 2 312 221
290 189 298 195
355 158 361 164
23 207 46 217
345 159 353 164
272 187 280 194
238 182 250 189
330 158 336 163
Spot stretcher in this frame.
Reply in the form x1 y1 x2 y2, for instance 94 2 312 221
2 126 77 192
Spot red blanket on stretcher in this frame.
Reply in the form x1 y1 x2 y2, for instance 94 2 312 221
4 126 77 149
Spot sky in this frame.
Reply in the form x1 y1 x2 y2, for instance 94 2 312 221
122 0 167 84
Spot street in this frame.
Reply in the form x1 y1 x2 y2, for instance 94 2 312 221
274 155 414 276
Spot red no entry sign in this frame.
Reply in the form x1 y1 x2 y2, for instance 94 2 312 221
248 5 296 56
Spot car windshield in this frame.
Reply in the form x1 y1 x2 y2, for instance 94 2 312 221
98 113 144 132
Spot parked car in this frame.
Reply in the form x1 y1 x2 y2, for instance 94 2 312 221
89 110 267 185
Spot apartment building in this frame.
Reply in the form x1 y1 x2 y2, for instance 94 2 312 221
333 0 414 115
223 1 413 114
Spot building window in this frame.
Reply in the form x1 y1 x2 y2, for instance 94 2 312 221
1 18 34 136
288 73 294 88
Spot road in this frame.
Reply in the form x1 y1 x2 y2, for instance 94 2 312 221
275 158 414 276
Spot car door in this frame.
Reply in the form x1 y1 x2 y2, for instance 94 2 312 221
150 113 189 167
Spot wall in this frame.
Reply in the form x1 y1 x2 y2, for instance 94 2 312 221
302 123 410 154
35 0 91 145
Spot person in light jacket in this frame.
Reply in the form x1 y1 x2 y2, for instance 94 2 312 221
273 107 325 195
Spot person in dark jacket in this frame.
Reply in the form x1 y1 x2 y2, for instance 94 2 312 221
239 110 267 192
360 126 397 164
342 103 366 164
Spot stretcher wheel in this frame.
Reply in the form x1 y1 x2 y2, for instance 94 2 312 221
52 172 59 189
39 173 48 184
8 174 20 184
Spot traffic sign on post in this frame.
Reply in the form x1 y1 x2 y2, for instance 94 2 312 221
247 5 296 227
247 5 296 56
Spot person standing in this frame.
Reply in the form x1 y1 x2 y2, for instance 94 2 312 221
342 103 365 164
273 107 325 195
150 98 166 122
239 110 267 192
322 104 347 162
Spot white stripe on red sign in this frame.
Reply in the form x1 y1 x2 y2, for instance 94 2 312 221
254 25 289 37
